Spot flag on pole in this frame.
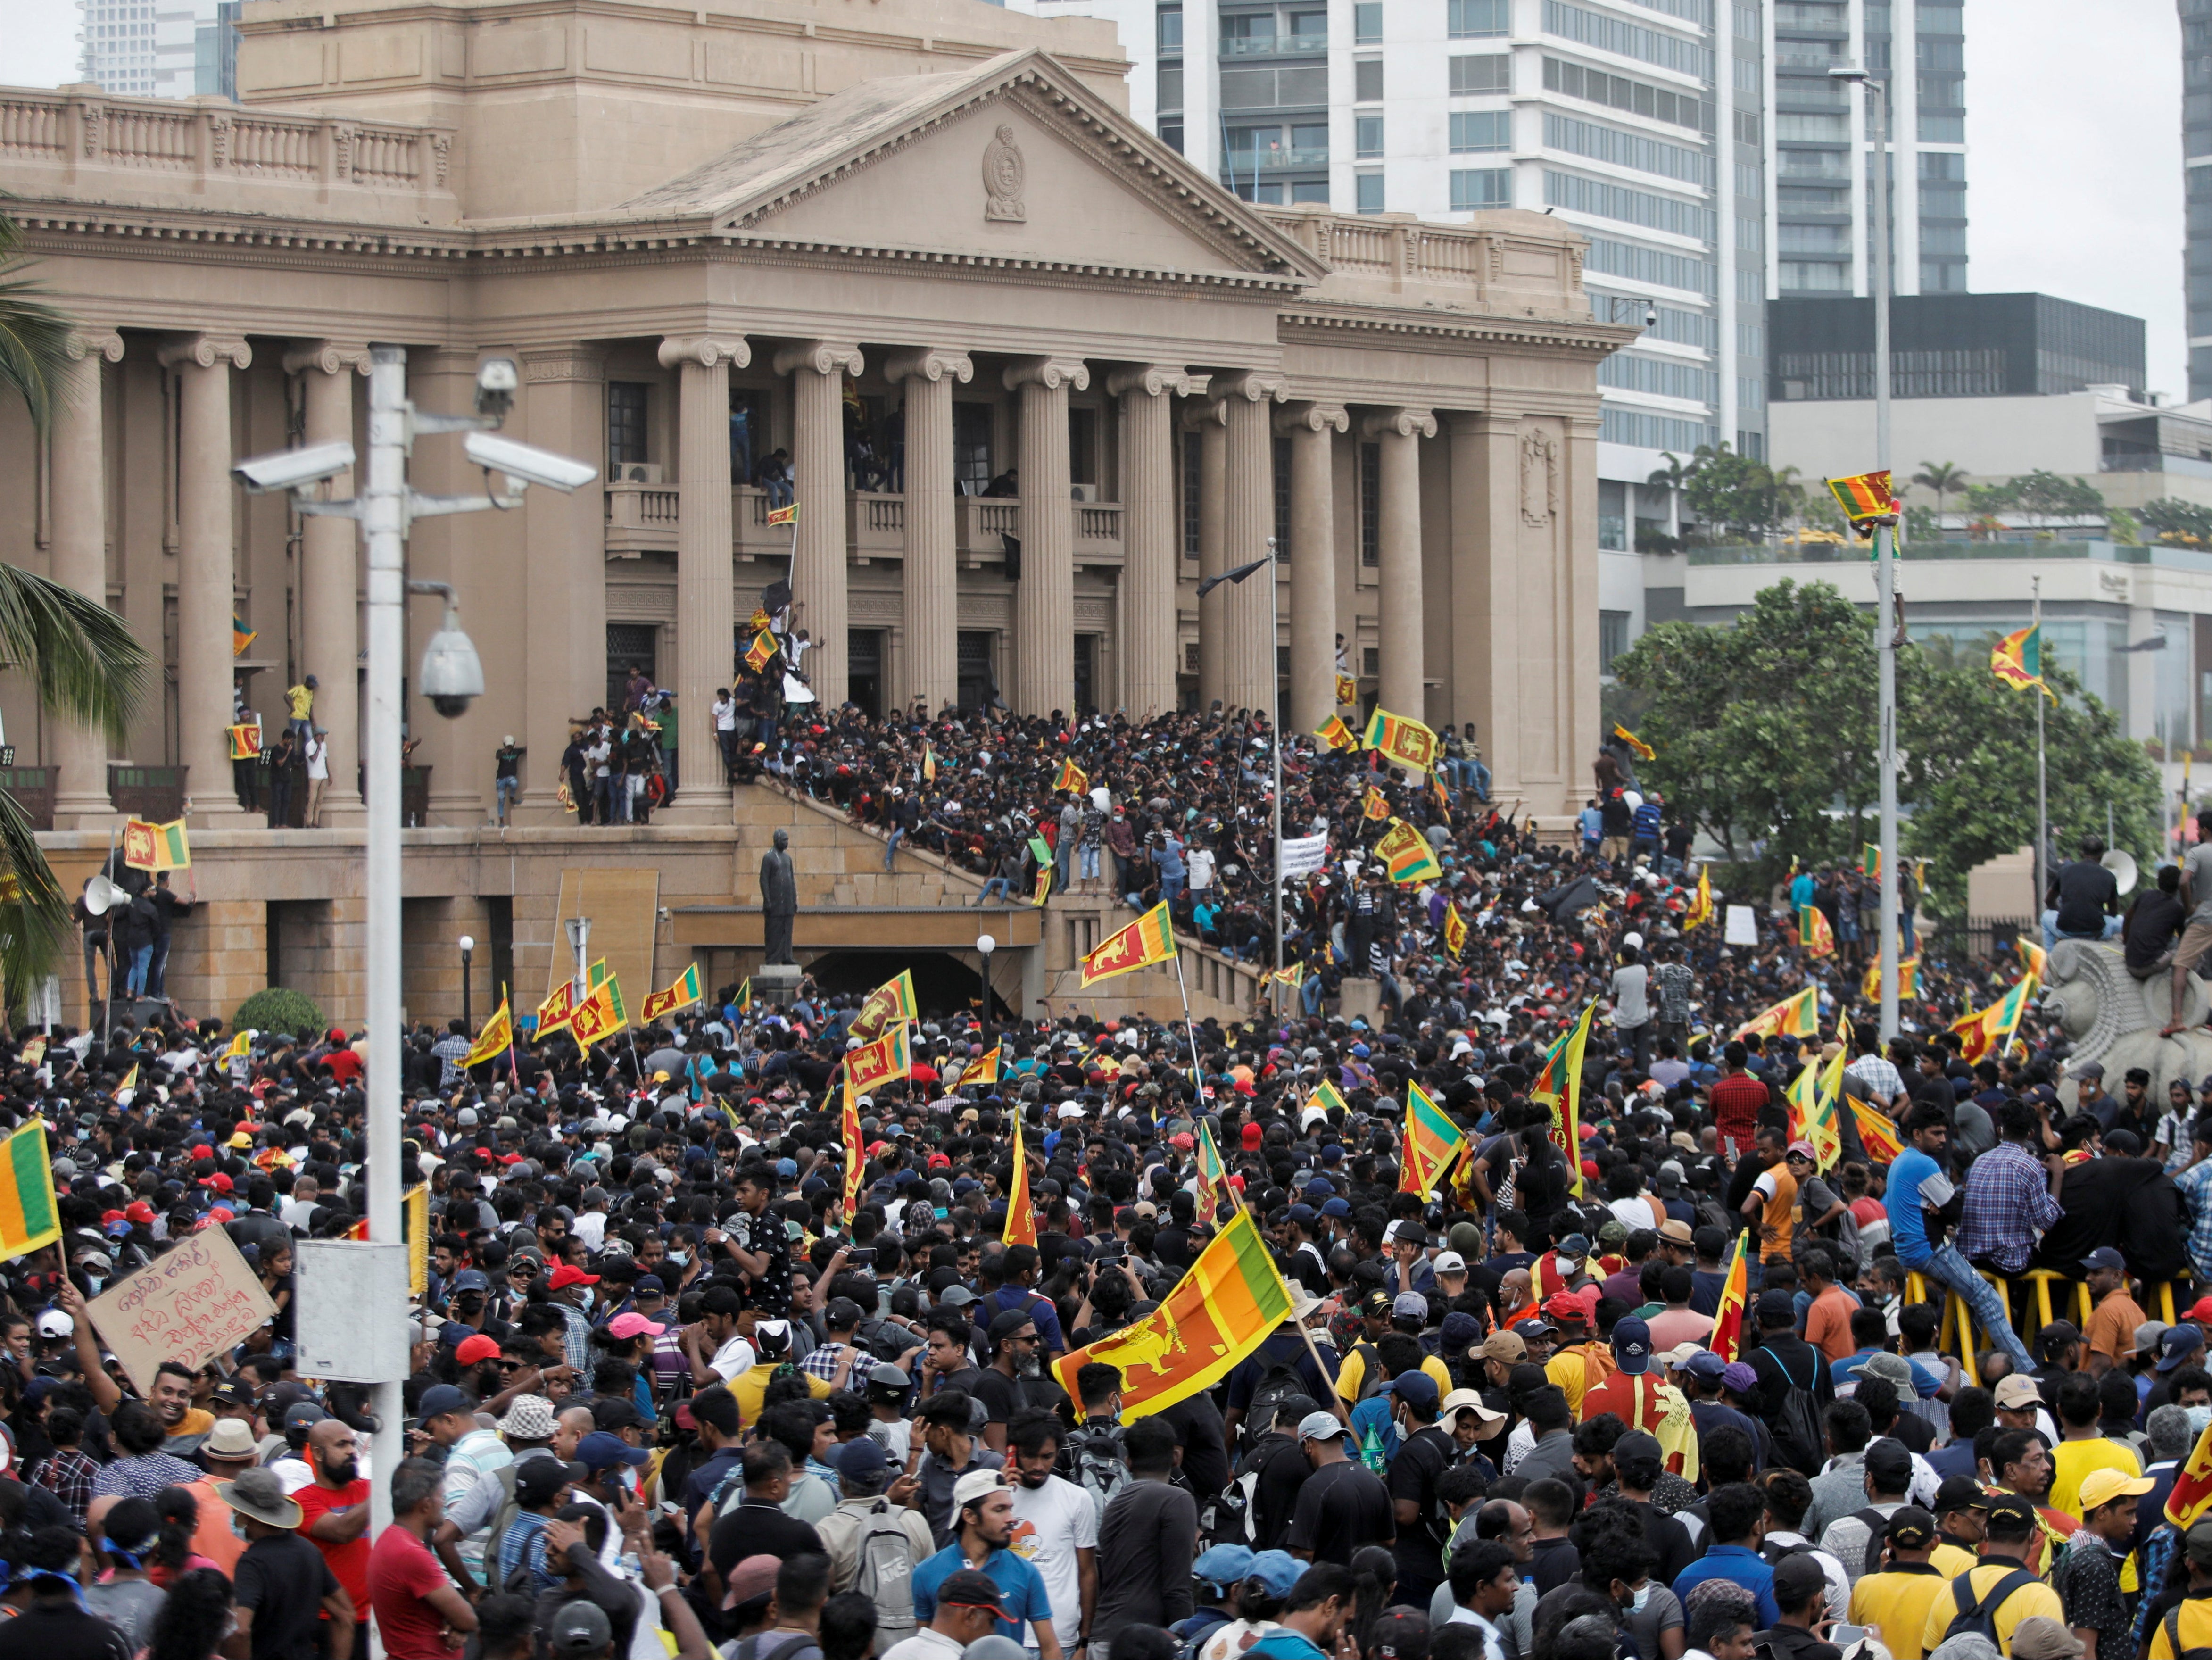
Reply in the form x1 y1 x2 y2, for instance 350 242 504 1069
1443 903 1467 958
845 1024 912 1100
0 1122 61 1262
2170 1416 2212 1529
1375 818 1443 885
1708 1231 1754 1362
1307 1079 1351 1121
461 998 513 1069
1003 1116 1037 1247
1049 1211 1296 1418
1054 759 1089 794
850 971 918 1041
122 819 190 872
766 502 798 526
1363 786 1391 822
1845 1088 1905 1163
1529 1002 1599 1197
228 722 263 760
232 616 257 656
639 963 704 1025
968 1045 1002 1087
537 979 577 1038
1429 772 1450 818
1734 986 1819 1042
744 631 777 673
221 1030 252 1064
1316 715 1359 752
1683 866 1713 930
564 981 623 1050
1033 866 1053 907
1784 1046 1843 1172
1613 723 1656 761
1860 843 1882 880
1826 469 1897 535
1363 709 1439 772
1861 955 1920 1003
2015 935 2048 980
1400 1080 1469 1199
1078 903 1176 987
1992 623 2056 700
1952 972 2039 1064
1194 1120 1230 1228
115 1063 138 1099
924 744 937 783
1334 672 1358 707
841 1079 864 1217
1797 905 1836 958
734 977 752 1012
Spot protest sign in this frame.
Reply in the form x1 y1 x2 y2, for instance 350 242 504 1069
85 1227 276 1395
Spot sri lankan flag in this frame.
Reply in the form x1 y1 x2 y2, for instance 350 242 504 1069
1428 772 1450 819
1827 469 1897 535
228 722 263 761
0 1122 60 1263
1529 1002 1598 1196
1784 1045 1843 1171
1051 1210 1295 1417
1334 672 1357 707
115 1063 138 1099
841 1077 864 1216
767 501 798 526
1993 623 2055 701
1375 818 1442 885
1860 843 1881 880
1033 866 1053 907
1683 866 1713 931
1861 955 1920 1003
850 970 918 1041
537 979 577 1038
1734 985 1819 1042
1708 1231 1753 1362
220 1030 252 1064
1797 905 1836 959
2171 1416 2212 1529
744 630 777 673
845 1023 912 1100
1845 1088 1905 1163
1307 1079 1350 1121
640 963 704 1025
1953 971 2038 1064
1363 708 1438 772
461 998 513 1069
1316 715 1359 752
232 615 257 656
967 1044 1002 1087
123 818 190 872
17 1038 45 1069
1054 759 1089 794
2016 935 2048 980
1079 903 1176 987
1400 1080 1468 1200
564 980 623 1050
1362 786 1391 822
923 744 938 783
1613 723 1655 762
735 977 752 1012
1004 1117 1038 1247
1194 1120 1230 1228
1443 902 1468 959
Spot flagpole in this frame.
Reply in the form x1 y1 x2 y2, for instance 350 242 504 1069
1268 537 1284 1020
1172 949 1206 1105
2034 573 2048 926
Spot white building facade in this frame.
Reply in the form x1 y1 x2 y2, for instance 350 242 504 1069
77 0 234 101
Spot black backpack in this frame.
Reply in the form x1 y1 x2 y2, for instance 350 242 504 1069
1939 1567 2039 1649
1244 1359 1313 1449
1845 1506 1892 1579
1759 1345 1826 1476
2161 1602 2212 1660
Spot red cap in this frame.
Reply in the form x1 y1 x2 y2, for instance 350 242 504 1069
454 1333 502 1365
547 1262 600 1290
1242 1123 1264 1149
190 1145 215 1161
199 1172 233 1193
1543 1292 1588 1321
100 1210 125 1226
124 1201 155 1225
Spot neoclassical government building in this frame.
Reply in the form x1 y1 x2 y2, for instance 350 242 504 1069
0 0 1624 1028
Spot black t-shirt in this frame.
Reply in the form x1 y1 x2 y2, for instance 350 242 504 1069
1284 1457 1395 1566
234 1530 339 1660
972 1367 1024 1426
1248 1435 1311 1552
1528 1534 1582 1596
1386 1425 1455 1582
2054 860 2120 934
2127 889 2187 971
0 1600 133 1660
707 1500 827 1583
1157 1393 1232 1500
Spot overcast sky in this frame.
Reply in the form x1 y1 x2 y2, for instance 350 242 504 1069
0 0 2191 395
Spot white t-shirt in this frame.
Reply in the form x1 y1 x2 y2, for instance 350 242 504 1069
711 1336 757 1381
883 1633 966 1660
866 1418 915 1465
1007 1473 1096 1650
1186 848 1217 892
305 737 329 781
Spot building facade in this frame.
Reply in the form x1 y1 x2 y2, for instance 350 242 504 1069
2187 0 2212 402
77 0 238 101
0 0 1622 1026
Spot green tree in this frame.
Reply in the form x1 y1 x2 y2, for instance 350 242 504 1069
2140 498 2212 546
0 209 154 1004
1911 460 1967 518
1682 444 1798 543
2007 470 2105 532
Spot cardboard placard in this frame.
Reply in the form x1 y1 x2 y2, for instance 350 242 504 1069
85 1226 276 1395
1724 904 1758 946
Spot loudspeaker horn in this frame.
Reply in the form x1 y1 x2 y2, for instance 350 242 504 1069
81 873 126 917
2102 847 2139 897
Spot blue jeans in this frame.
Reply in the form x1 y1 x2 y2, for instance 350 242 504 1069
1470 758 1491 800
976 877 1013 905
2041 910 2124 950
595 776 618 823
884 826 904 870
1917 1243 2035 1372
1079 844 1100 880
1160 872 1184 904
496 776 521 821
126 942 152 998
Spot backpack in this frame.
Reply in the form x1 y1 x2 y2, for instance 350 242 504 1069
1350 1342 1390 1402
1938 1567 2039 1649
1175 1611 1236 1660
1760 1345 1827 1476
1243 1360 1312 1450
1067 1420 1131 1523
2162 1603 2212 1660
484 1461 523 1570
848 1499 918 1650
1844 1507 1892 1579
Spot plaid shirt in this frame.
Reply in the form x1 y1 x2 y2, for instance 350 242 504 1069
431 1033 473 1087
1845 1055 1905 1103
1954 1141 2063 1273
803 1340 859 1383
555 1301 592 1374
31 1447 99 1524
2179 1159 2212 1280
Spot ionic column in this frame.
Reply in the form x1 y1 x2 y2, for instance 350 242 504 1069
885 348 973 717
1003 356 1089 717
658 333 750 819
50 327 123 827
283 342 369 825
1107 365 1191 719
516 347 606 819
1364 407 1437 722
1213 371 1288 718
159 333 254 822
773 341 863 710
1278 401 1348 737
1185 397 1227 709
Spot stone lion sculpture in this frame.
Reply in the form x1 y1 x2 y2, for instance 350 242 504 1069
2043 938 2212 1100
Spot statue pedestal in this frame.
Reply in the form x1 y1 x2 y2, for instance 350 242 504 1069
1338 976 1382 1027
753 964 803 1007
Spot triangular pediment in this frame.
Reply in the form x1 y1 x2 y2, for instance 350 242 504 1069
618 50 1324 283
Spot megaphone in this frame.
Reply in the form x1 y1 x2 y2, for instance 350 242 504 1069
2102 848 2139 897
81 874 126 917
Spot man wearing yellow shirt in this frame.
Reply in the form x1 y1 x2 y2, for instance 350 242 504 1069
2151 1517 2212 1658
1920 1494 2066 1654
1541 1297 1614 1419
2047 1373 2143 1521
1333 1305 1452 1404
285 674 317 740
1849 1507 1952 1660
728 1319 853 1425
1929 1476 1988 1579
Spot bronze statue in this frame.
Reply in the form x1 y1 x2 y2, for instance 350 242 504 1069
761 827 797 965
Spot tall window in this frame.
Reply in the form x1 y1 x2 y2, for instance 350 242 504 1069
954 403 994 495
1069 406 1099 488
1273 434 1292 558
1359 442 1381 563
1356 114 1384 157
606 382 647 475
1354 1 1382 41
1182 428 1202 559
1354 57 1384 99
1356 172 1386 213
1599 610 1630 672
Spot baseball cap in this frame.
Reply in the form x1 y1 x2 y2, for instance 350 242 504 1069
1610 1317 1651 1375
936 1569 1011 1618
1720 1361 1758 1396
1433 1252 1467 1275
721 1555 783 1612
576 1431 652 1471
454 1333 501 1366
1388 1371 1440 1411
1367 1611 1430 1660
2080 1246 2128 1275
1985 1493 2039 1533
1681 1350 1727 1381
1297 1410 1351 1443
415 1384 473 1422
1864 1438 1914 1491
1885 1506 1937 1549
1933 1475 1991 1515
1393 1292 1429 1321
1541 1292 1587 1322
1192 1544 1256 1593
1770 1551 1828 1609
952 1469 1006 1510
607 1312 665 1341
1993 1374 2044 1408
1554 1233 1589 1261
1785 1139 1817 1162
2188 1517 2212 1565
1481 1331 1526 1363
549 1601 614 1658
2161 1326 2205 1371
829 1437 887 1483
1246 1550 1303 1598
2077 1467 2155 1514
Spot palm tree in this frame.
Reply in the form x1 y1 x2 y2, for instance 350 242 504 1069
1912 460 1967 522
0 206 152 1004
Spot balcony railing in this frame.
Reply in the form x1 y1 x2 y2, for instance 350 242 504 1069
1221 33 1329 55
605 481 680 556
600 488 1130 564
1230 145 1331 172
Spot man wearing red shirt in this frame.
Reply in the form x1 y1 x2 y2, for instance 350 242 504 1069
370 1458 478 1658
292 1419 373 1658
1710 1042 1771 1160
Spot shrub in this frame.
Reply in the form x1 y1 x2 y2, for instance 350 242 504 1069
232 987 326 1042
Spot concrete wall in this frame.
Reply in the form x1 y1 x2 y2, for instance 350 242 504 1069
1768 392 2104 488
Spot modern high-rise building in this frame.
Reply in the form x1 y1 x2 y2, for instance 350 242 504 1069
2186 0 2212 401
77 0 236 101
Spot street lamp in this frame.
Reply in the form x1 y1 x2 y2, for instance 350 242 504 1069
230 349 593 1538
457 934 475 1033
1832 61 1900 1040
1195 536 1285 1013
977 933 995 1058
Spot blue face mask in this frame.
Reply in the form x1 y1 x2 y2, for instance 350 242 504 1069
667 1251 689 1268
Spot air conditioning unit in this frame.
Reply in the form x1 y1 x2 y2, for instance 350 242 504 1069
616 463 663 484
1070 483 1099 502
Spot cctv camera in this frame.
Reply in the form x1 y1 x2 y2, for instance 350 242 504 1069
463 431 597 494
419 609 485 720
232 440 357 495
474 357 519 423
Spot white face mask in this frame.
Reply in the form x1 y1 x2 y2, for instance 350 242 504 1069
668 1251 689 1268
